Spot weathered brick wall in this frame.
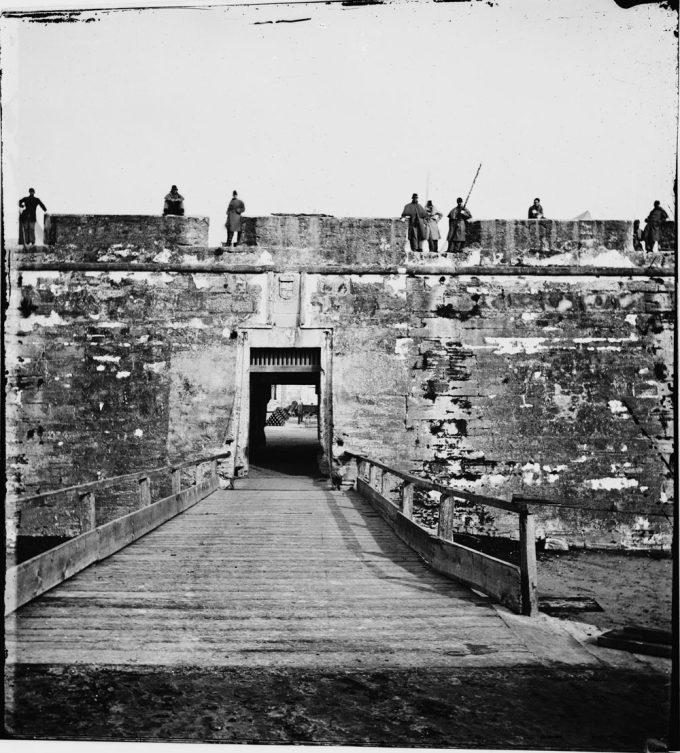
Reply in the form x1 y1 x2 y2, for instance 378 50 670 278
5 215 674 549
305 273 674 549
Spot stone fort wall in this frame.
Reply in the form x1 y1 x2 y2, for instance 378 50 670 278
6 214 674 549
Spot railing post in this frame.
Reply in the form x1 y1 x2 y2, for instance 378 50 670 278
80 491 96 531
401 482 414 520
171 468 181 495
138 477 151 508
378 468 385 496
369 463 377 489
519 508 538 616
437 494 456 543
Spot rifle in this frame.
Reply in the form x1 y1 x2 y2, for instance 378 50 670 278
463 163 482 209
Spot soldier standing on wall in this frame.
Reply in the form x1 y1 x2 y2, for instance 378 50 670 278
425 200 443 255
226 190 246 248
528 198 544 219
446 197 472 253
163 185 185 216
400 193 428 252
643 200 668 253
18 188 47 249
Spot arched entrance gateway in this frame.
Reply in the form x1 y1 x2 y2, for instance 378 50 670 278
229 328 333 479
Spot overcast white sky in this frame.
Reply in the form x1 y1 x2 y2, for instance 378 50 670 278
1 0 677 245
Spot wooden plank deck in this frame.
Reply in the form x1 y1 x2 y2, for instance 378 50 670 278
5 472 587 668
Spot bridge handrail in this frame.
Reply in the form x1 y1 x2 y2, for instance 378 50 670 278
12 450 232 508
346 453 526 514
6 450 230 615
346 453 538 616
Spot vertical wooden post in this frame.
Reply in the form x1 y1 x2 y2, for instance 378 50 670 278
171 468 181 495
369 463 377 489
357 459 366 482
80 491 96 531
519 509 538 616
139 477 151 508
401 483 414 520
211 459 218 485
378 469 385 496
437 494 456 542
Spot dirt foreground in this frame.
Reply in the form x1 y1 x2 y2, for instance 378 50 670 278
4 663 671 750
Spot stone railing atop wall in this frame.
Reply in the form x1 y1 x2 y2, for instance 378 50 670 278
44 214 209 248
32 214 676 269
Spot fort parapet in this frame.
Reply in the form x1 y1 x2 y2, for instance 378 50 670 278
6 214 675 552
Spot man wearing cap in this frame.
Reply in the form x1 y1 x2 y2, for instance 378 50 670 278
163 185 185 216
18 188 47 249
400 193 428 252
643 200 668 253
447 198 472 253
226 190 246 247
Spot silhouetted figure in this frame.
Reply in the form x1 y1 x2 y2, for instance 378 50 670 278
643 200 668 252
401 193 428 252
447 198 472 253
528 198 544 219
19 188 47 249
163 185 184 216
425 200 443 254
632 220 644 252
226 190 245 247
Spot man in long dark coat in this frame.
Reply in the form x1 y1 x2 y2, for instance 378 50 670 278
19 188 47 249
447 197 472 253
401 193 428 252
643 200 668 252
226 190 246 247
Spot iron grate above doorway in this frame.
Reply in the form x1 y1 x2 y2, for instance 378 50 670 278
250 348 321 370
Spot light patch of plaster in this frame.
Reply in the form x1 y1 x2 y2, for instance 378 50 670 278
192 274 217 290
588 477 639 490
557 298 572 313
143 362 167 374
586 250 636 268
134 429 144 437
608 399 630 416
625 314 638 326
486 474 507 486
93 355 121 363
20 271 61 283
394 338 413 357
385 275 407 295
96 365 105 372
521 312 538 322
484 337 546 355
153 249 173 263
522 462 541 485
116 371 131 379
97 322 126 329
17 311 68 332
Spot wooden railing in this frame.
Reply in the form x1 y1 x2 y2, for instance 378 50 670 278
348 453 538 616
5 451 231 615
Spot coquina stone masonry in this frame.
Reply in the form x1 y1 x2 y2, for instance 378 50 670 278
5 214 675 549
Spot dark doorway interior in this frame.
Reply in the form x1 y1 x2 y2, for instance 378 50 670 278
248 348 322 477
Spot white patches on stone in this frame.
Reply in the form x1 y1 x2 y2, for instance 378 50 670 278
258 250 274 264
586 250 636 268
625 314 637 326
546 474 560 484
484 337 546 354
99 402 104 411
116 371 131 379
394 338 413 357
20 271 61 283
183 255 199 264
97 321 126 328
58 441 63 446
557 298 572 313
89 313 101 320
486 473 506 486
192 274 216 290
166 318 207 329
521 462 541 485
134 428 144 437
147 272 176 285
107 271 131 283
466 248 481 266
588 477 639 490
608 399 629 416
533 371 542 380
384 276 407 294
143 362 166 374
352 275 383 285
153 249 173 263
96 365 105 371
397 266 407 274
638 367 649 375
521 312 538 322
93 355 121 363
138 334 150 343
17 310 68 332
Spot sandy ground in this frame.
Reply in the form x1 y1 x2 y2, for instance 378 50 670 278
4 665 671 749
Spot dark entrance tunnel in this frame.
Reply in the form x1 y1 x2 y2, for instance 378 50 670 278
248 348 323 477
